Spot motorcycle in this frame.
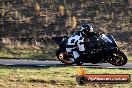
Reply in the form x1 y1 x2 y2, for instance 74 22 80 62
52 32 128 66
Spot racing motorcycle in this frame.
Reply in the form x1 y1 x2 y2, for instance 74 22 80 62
52 32 128 66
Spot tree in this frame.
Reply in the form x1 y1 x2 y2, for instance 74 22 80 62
1 2 5 17
35 2 41 12
58 5 65 16
15 11 20 19
71 16 77 29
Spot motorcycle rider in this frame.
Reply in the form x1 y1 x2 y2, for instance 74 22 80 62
66 23 94 65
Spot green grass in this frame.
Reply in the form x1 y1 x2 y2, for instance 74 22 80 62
0 66 132 88
0 48 57 60
0 47 131 62
128 55 132 62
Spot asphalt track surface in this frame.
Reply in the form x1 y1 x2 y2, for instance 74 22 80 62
0 59 132 69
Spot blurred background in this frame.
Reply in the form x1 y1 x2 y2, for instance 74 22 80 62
0 0 131 60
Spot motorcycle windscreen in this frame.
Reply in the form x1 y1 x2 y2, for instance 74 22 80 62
99 34 117 49
100 34 113 43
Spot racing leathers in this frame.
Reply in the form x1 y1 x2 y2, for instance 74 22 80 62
66 31 86 63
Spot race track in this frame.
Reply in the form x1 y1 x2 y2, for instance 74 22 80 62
0 59 132 69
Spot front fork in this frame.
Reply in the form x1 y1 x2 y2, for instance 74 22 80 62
106 47 120 62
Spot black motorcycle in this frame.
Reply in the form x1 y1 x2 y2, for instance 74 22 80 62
52 32 128 66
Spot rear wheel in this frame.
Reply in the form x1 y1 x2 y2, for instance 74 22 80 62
56 48 73 65
107 51 127 66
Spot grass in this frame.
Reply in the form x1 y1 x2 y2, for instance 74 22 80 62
0 66 132 88
127 55 132 62
0 47 57 60
0 47 132 62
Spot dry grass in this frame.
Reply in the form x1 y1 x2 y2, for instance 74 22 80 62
0 44 58 60
0 66 132 88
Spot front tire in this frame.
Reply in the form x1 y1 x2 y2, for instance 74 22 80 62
56 48 73 65
107 51 128 66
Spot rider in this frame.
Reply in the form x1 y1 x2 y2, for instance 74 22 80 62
66 23 94 65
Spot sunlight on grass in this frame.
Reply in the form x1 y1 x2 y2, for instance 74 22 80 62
0 48 57 60
0 67 132 88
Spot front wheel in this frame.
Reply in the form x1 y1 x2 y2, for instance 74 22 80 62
107 51 128 66
56 48 73 65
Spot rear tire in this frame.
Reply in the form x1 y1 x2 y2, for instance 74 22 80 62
56 48 73 65
107 51 127 66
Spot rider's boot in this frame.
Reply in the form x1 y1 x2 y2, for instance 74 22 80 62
75 57 83 66
69 58 75 63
